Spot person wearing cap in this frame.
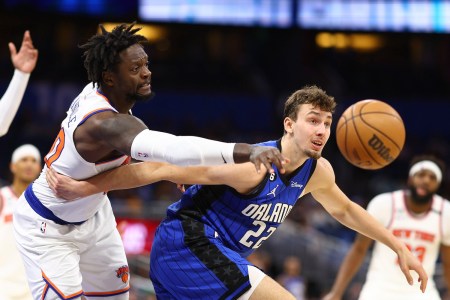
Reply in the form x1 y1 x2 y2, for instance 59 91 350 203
324 155 450 300
0 144 41 300
0 30 38 137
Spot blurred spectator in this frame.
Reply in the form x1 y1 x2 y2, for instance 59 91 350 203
277 256 306 300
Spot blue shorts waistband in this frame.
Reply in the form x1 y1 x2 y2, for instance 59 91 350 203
24 184 86 226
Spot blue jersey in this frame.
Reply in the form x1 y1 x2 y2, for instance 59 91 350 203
166 139 317 258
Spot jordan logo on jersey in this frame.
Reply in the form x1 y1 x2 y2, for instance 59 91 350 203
266 185 279 197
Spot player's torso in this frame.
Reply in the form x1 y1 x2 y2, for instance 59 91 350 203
168 140 317 257
0 186 28 286
0 186 18 225
32 84 130 222
367 190 444 292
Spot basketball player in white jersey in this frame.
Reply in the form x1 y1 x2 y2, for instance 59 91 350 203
13 23 285 300
324 155 450 300
0 30 38 137
0 144 41 300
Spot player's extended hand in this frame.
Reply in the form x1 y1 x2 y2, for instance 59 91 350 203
397 245 428 293
9 30 38 73
249 146 289 174
46 167 82 200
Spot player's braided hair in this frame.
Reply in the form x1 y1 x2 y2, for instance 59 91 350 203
283 85 337 121
80 23 147 86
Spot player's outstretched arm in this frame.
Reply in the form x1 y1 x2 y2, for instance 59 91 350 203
86 112 288 173
47 161 263 200
304 158 428 293
0 31 38 137
322 234 373 300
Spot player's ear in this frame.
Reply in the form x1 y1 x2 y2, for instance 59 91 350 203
284 117 294 133
102 71 114 87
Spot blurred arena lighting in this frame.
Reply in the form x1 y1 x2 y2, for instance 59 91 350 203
316 32 383 51
101 23 167 42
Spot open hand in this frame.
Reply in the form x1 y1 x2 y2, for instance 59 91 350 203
46 167 81 200
249 146 289 174
10 30 38 73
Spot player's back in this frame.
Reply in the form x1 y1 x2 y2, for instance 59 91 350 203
31 84 129 223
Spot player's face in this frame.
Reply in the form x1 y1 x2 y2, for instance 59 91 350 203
408 169 440 204
290 104 332 159
10 156 41 183
114 44 153 102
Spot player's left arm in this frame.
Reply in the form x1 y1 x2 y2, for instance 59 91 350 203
0 31 38 137
305 157 428 293
47 161 264 200
440 245 450 292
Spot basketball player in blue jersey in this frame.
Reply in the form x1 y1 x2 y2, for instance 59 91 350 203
0 30 38 137
47 86 428 299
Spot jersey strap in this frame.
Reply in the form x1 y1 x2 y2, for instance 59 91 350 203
24 185 86 225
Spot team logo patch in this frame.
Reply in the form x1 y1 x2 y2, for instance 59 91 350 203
116 265 129 283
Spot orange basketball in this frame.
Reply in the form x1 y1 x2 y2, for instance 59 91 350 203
336 100 405 170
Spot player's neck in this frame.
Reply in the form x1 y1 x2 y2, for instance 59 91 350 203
405 195 433 214
11 180 30 197
98 87 134 114
280 136 309 174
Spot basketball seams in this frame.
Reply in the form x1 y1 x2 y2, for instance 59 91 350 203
337 111 402 132
350 103 384 167
358 114 403 150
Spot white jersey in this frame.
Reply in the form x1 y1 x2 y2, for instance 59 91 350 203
359 190 450 300
32 83 130 223
0 186 32 300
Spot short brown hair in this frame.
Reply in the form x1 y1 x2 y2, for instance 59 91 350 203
283 85 336 121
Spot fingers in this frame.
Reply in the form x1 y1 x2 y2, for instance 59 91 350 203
8 42 17 58
417 267 428 293
399 258 413 285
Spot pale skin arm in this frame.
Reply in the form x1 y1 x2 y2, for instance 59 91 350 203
10 30 38 73
441 245 450 298
46 161 265 200
322 234 373 300
303 158 427 293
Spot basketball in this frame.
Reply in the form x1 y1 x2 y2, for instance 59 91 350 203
336 100 405 170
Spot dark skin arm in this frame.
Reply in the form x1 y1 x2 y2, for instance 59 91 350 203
441 245 450 298
74 111 287 173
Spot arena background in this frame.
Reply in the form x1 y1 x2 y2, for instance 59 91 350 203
0 1 449 299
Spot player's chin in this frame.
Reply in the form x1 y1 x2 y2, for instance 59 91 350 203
134 91 155 103
305 149 322 160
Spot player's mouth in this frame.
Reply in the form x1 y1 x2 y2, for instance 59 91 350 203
415 186 429 196
138 81 151 93
311 140 323 151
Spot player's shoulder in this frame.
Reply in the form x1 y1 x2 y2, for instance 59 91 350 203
306 157 335 191
367 190 397 211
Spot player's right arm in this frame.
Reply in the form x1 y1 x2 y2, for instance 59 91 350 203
303 158 427 293
323 234 373 300
78 111 286 173
0 31 38 137
47 161 264 200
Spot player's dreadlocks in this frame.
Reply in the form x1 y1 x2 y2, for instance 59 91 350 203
80 23 147 86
